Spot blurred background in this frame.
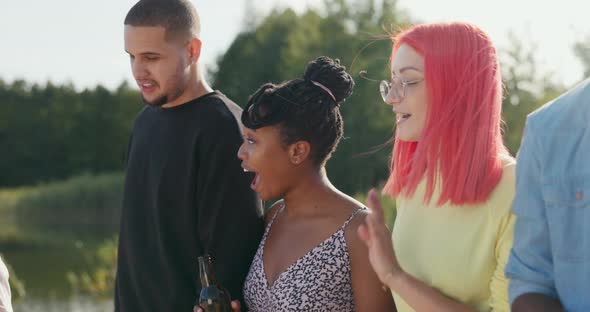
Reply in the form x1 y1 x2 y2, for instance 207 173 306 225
0 0 588 310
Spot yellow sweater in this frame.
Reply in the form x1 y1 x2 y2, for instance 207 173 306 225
392 158 516 312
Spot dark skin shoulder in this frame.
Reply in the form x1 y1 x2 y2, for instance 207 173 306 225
263 194 396 311
344 208 397 311
512 293 564 312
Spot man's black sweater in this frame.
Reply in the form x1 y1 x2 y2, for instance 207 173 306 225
115 91 264 312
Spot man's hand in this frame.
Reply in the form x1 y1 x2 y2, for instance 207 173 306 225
194 300 241 312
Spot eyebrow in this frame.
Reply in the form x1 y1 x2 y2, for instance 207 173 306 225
392 66 423 74
125 50 162 56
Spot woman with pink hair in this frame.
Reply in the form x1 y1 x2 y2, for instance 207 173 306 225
358 22 516 311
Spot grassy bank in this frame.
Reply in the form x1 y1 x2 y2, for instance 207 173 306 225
0 172 123 248
11 172 123 224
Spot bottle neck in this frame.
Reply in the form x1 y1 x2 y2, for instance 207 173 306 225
198 255 216 287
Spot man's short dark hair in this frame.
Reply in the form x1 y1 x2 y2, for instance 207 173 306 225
124 0 200 40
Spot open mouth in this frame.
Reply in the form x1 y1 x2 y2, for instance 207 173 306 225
242 166 260 191
137 80 157 94
251 173 260 190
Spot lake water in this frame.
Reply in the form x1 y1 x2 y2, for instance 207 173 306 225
1 222 117 312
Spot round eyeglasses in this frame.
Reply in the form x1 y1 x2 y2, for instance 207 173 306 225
379 77 424 102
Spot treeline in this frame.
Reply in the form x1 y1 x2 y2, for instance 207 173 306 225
0 81 141 187
1 0 582 195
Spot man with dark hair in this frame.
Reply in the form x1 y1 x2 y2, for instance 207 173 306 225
116 1 264 311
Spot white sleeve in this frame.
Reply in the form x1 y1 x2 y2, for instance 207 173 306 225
0 256 13 312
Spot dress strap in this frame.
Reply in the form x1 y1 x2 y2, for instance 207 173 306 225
263 202 286 235
340 207 367 230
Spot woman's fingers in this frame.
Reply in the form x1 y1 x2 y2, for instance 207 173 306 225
231 300 241 312
357 224 371 244
366 189 386 223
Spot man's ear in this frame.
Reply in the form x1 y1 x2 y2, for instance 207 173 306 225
288 141 311 165
187 38 202 64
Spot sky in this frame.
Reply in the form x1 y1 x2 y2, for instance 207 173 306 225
1 0 588 91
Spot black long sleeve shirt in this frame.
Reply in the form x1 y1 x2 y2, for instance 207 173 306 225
115 91 264 312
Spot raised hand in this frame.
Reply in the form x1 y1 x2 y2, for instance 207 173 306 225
357 188 402 286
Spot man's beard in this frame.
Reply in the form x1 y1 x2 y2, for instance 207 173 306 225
142 94 168 107
141 85 185 107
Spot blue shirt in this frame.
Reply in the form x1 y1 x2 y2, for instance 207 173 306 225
505 78 590 311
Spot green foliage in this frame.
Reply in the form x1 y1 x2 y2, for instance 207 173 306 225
212 0 412 194
0 187 29 215
0 0 577 202
573 33 590 79
0 254 26 302
12 172 123 227
0 80 140 187
0 222 52 250
0 172 122 251
500 33 566 155
212 0 563 194
67 237 117 299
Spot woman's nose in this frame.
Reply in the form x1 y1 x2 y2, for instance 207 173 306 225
384 90 401 106
237 142 247 160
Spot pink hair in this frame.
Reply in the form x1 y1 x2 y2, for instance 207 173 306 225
383 22 510 206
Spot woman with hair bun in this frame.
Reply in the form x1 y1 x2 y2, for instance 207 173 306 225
237 56 396 311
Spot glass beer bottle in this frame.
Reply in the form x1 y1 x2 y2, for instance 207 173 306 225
197 254 232 312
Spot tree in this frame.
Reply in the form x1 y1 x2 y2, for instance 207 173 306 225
0 80 141 187
500 33 565 155
212 0 412 194
573 34 590 79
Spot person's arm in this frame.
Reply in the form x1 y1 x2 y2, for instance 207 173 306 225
196 201 282 312
0 256 13 312
504 120 562 311
196 118 264 307
511 293 564 312
358 190 478 312
345 212 396 311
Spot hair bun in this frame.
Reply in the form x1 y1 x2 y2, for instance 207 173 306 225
303 56 355 103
